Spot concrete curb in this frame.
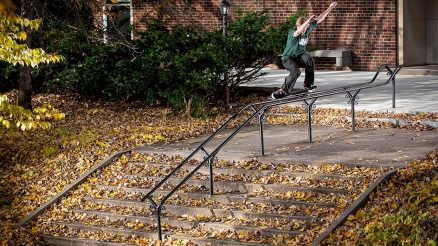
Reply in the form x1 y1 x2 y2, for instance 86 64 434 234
343 116 438 129
398 69 438 76
311 169 398 246
18 149 132 226
270 113 438 129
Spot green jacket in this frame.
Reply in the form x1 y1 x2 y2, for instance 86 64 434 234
281 20 318 60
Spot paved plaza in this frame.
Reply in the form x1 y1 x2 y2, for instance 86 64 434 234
242 67 438 114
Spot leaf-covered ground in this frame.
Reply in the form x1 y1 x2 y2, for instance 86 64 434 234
0 90 437 245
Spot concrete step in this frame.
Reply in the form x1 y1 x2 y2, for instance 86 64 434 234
98 176 352 194
41 235 137 246
398 65 438 76
93 187 339 208
126 161 356 180
80 197 321 220
38 151 386 246
42 233 270 246
42 220 290 245
68 209 310 236
41 221 157 244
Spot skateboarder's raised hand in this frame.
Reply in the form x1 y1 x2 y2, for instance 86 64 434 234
315 2 338 24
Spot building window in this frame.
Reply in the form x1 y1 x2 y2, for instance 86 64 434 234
103 0 133 43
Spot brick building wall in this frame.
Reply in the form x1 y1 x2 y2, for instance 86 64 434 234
132 0 398 71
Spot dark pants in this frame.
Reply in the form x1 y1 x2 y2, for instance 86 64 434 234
281 53 315 94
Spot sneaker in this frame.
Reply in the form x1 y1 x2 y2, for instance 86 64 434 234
271 90 286 99
304 84 317 92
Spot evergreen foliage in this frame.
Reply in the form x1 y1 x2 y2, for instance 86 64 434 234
2 8 307 113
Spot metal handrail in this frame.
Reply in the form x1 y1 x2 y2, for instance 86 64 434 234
253 64 402 150
141 64 403 240
268 64 400 103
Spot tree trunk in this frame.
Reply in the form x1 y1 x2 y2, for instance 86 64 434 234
18 64 32 110
17 0 35 110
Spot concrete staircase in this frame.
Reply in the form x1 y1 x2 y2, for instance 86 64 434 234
37 152 387 245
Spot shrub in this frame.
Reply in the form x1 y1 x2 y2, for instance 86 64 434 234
47 45 129 99
359 209 428 246
133 20 227 108
359 181 438 246
45 19 227 108
30 9 309 113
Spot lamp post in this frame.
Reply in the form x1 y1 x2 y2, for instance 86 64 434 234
220 0 231 108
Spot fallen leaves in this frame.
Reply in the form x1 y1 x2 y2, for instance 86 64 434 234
28 150 391 245
0 91 437 245
267 106 437 131
324 151 438 245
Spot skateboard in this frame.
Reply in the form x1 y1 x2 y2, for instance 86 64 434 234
270 86 317 100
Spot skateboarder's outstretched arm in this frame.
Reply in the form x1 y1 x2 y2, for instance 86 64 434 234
315 2 338 24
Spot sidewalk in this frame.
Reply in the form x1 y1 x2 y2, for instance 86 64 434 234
240 67 438 114
140 124 438 169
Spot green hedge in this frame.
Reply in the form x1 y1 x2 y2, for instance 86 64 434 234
2 9 307 113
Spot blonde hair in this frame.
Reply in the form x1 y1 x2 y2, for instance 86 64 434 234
296 17 310 34
296 17 306 26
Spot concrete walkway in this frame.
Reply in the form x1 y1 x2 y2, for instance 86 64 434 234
241 67 438 114
141 124 438 169
142 67 437 169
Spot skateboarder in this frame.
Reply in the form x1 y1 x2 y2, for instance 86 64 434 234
271 2 338 99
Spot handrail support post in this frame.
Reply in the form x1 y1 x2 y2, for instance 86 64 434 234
346 89 361 132
156 205 163 240
208 157 215 198
303 98 317 143
257 106 270 155
392 76 396 108
200 147 215 197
